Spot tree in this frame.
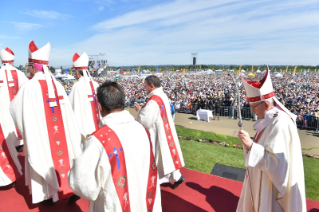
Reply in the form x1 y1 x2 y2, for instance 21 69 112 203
50 66 55 73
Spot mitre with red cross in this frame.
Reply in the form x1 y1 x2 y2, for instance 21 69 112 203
72 52 89 70
28 40 51 65
241 65 296 122
0 47 15 63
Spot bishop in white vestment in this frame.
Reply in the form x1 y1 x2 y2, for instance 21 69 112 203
10 41 82 204
236 65 306 212
69 81 162 212
0 47 28 148
69 52 100 137
135 75 185 188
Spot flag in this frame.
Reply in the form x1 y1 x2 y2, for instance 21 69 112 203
293 66 297 75
138 65 140 71
117 69 120 75
157 67 159 73
182 69 185 75
70 70 73 76
286 66 288 73
304 71 306 77
236 65 242 77
251 66 253 72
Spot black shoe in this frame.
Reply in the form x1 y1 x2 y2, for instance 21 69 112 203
68 194 81 204
171 175 185 189
41 198 54 206
16 145 23 153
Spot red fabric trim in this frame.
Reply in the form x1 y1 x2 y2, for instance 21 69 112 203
247 91 275 102
5 47 14 55
241 66 269 89
88 81 100 131
2 60 14 63
0 80 3 83
28 59 48 65
29 41 38 53
72 53 80 62
5 70 22 140
74 66 88 70
146 95 182 170
253 129 265 143
94 125 131 212
38 80 74 200
0 124 21 182
143 128 158 212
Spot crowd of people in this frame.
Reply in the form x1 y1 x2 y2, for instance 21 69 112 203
58 70 319 130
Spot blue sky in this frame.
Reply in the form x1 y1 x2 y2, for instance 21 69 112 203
0 0 318 67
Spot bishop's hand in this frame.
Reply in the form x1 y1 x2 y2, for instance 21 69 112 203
238 130 253 150
134 103 141 112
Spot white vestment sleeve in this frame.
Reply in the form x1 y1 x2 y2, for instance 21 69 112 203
246 118 290 196
137 100 160 130
68 136 105 201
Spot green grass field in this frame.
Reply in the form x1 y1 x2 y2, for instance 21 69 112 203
177 127 319 201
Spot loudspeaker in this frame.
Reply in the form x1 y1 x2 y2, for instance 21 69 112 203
211 163 246 182
193 57 196 65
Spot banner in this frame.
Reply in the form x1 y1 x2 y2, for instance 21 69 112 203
236 65 242 77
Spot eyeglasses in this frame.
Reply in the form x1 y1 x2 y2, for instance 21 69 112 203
250 101 264 110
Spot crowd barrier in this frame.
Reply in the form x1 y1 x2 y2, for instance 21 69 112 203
125 101 319 130
180 103 319 130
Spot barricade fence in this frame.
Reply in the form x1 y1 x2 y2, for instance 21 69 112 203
175 104 319 130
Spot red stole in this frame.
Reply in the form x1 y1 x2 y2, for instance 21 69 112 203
94 125 131 212
38 80 73 199
253 129 265 144
0 124 21 182
144 129 158 212
94 124 158 212
88 81 100 130
146 95 182 170
5 69 22 140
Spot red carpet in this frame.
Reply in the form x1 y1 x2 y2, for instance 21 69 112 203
0 154 318 212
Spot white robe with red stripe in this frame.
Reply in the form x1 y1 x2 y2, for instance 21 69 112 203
137 87 185 183
237 107 306 212
68 110 162 212
9 72 83 203
0 64 28 146
0 102 22 186
68 76 100 137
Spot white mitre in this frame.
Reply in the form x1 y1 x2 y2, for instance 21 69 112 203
72 52 93 101
0 47 15 63
241 65 296 123
73 52 89 70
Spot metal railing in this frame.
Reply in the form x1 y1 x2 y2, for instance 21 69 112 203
177 104 319 130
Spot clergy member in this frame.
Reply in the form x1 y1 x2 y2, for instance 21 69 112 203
69 52 100 137
10 41 82 205
135 75 185 189
236 65 306 212
0 47 28 151
69 81 162 212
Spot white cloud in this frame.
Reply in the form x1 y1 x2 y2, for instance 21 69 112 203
12 22 43 31
22 10 71 20
45 0 319 66
98 6 105 11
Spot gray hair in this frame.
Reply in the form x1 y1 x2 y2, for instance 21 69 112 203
264 98 274 106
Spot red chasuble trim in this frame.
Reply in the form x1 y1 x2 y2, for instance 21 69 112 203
38 80 74 199
144 128 158 212
93 125 131 212
0 124 21 182
146 95 182 170
88 81 100 131
5 70 22 140
253 129 265 143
